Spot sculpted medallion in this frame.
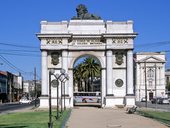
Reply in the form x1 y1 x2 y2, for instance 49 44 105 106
115 52 124 65
115 79 124 87
51 52 60 65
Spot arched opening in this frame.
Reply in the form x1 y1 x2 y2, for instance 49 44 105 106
73 55 102 107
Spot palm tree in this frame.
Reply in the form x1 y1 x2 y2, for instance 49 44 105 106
73 63 84 91
73 56 101 92
81 57 101 91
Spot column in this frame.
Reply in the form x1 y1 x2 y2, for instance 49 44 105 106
62 50 68 94
127 50 134 95
106 50 113 95
101 68 106 107
156 65 159 88
41 50 48 96
68 69 73 107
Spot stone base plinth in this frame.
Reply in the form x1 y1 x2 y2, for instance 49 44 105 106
39 96 72 108
104 96 125 108
125 95 135 107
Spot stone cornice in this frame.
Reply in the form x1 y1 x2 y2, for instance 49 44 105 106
36 33 138 39
36 33 72 40
102 33 138 38
72 34 102 38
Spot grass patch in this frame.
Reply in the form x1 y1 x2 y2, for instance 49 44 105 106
0 109 71 128
137 109 170 126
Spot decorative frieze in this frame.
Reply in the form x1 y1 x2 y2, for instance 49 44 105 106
46 38 62 44
72 38 102 45
112 39 128 44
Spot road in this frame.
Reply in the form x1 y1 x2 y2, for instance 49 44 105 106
136 101 170 111
0 100 39 114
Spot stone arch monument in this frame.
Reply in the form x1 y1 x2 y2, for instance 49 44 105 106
37 5 137 108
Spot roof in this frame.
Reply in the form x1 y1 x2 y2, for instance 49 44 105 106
135 52 166 55
0 71 7 76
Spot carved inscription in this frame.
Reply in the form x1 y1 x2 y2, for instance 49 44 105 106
46 38 62 44
112 39 128 44
72 38 102 45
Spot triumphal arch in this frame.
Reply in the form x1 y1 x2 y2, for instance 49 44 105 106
37 4 137 108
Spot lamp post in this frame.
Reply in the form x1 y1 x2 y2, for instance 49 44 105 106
144 61 148 108
155 64 157 109
59 69 66 114
61 74 69 110
48 69 54 128
50 69 66 119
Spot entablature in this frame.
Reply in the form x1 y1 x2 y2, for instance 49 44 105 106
38 33 136 50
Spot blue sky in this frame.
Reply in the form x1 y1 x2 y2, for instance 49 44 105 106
0 0 170 80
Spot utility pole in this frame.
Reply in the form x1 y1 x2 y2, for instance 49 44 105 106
155 64 157 109
144 61 148 108
34 67 37 107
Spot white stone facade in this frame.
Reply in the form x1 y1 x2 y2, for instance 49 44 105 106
135 52 166 101
37 20 137 108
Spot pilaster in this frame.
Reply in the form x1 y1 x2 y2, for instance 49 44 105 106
127 50 134 95
62 50 68 94
106 50 113 95
41 50 48 96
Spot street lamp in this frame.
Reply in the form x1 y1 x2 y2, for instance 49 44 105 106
59 69 66 113
50 69 66 119
48 69 54 128
61 74 69 110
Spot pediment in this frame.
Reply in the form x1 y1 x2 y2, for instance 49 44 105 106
138 56 165 63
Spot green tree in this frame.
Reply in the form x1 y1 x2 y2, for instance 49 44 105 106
73 57 101 92
73 63 85 91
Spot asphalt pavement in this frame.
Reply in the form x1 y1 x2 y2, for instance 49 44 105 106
136 101 170 111
0 100 39 114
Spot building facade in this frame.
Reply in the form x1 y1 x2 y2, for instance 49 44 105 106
0 71 7 102
23 80 41 99
37 19 137 108
165 69 170 96
0 71 23 102
135 52 166 101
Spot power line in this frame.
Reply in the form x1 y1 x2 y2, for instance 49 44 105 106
0 49 40 53
0 52 40 57
0 55 26 73
135 41 170 47
0 42 39 49
0 55 40 79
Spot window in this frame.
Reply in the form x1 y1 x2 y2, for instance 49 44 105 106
147 68 154 79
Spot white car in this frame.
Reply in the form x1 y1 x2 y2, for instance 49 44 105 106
162 98 170 104
141 97 146 102
19 98 31 104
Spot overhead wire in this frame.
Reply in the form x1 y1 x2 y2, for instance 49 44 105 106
0 42 39 49
0 49 40 53
0 55 41 79
0 52 40 57
0 40 170 78
0 55 26 74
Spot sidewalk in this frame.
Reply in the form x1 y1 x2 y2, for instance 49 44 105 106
66 107 168 128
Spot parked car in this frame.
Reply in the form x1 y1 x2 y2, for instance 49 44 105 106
162 98 170 104
151 97 162 104
141 97 146 102
19 98 31 104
